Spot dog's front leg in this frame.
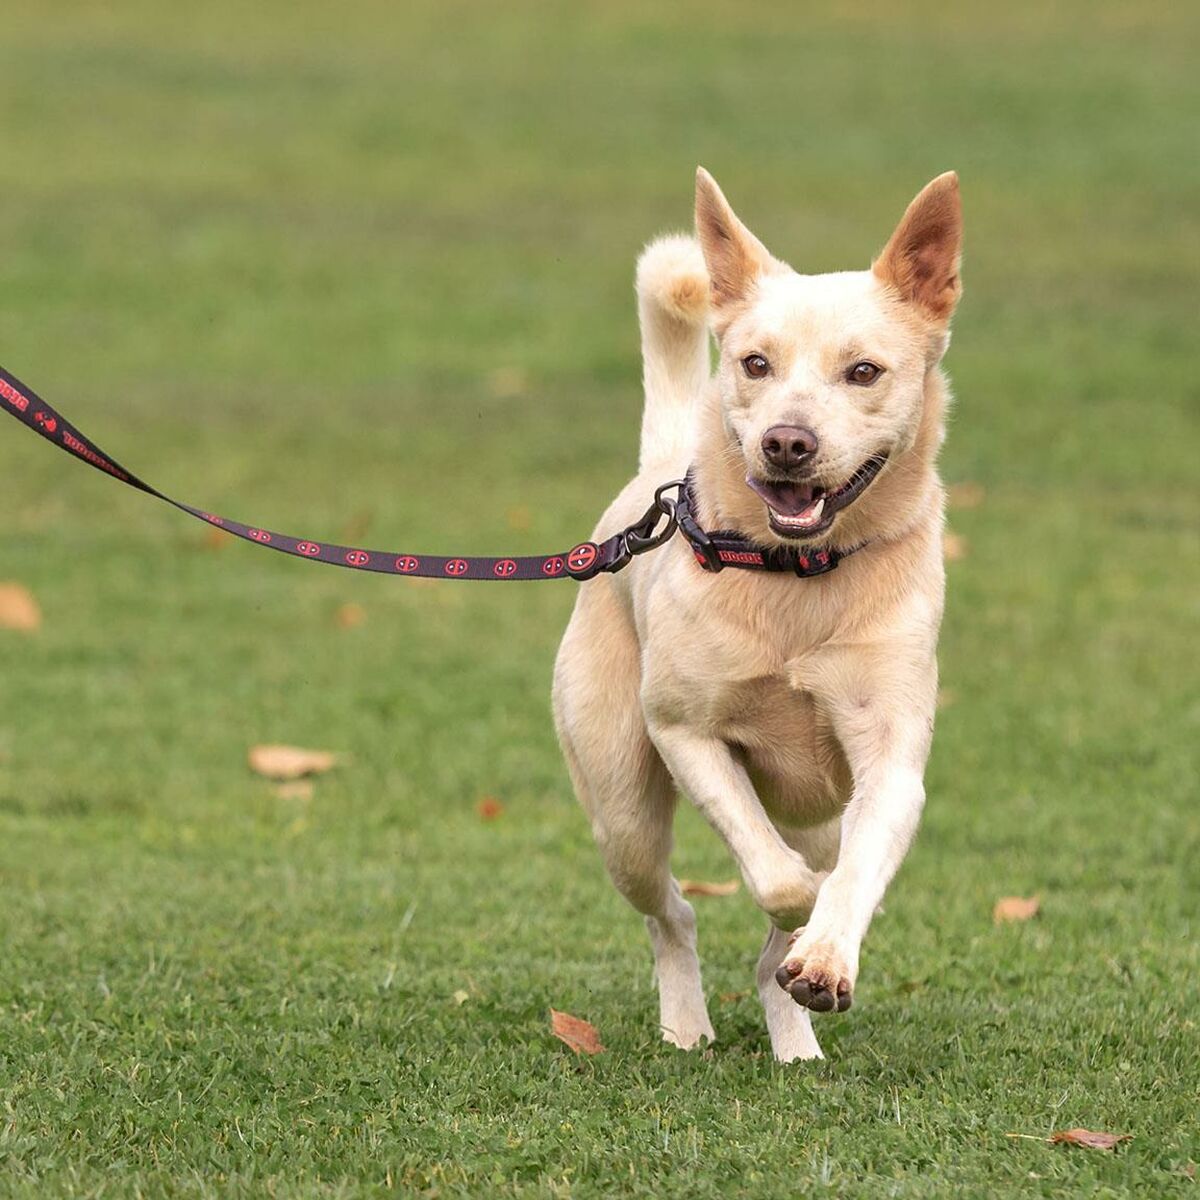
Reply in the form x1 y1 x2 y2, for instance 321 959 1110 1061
776 654 937 1014
649 723 824 928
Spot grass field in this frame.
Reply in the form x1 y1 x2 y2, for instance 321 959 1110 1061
1 1 1198 1196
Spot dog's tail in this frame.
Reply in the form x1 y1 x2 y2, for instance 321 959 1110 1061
635 235 711 472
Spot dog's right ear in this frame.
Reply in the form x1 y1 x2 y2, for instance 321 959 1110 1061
694 167 773 309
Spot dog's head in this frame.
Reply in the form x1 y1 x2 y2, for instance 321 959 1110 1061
694 168 962 545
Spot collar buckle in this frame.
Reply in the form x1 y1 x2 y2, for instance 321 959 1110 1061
672 480 724 572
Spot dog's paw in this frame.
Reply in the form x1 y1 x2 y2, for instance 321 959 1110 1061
774 942 853 1013
661 1019 716 1051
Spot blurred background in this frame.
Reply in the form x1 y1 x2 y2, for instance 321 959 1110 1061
0 1 1196 1194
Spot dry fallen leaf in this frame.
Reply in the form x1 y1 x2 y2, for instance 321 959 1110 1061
476 796 505 821
679 879 740 897
1048 1128 1131 1151
273 780 314 800
947 481 986 509
452 989 470 1006
994 895 1040 923
506 504 532 532
550 1008 604 1055
248 744 337 781
202 526 233 550
943 531 969 561
335 602 366 629
0 583 42 632
719 990 750 1004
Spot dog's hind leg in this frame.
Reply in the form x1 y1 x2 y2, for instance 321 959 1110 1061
554 587 715 1050
754 821 840 1061
757 924 823 1061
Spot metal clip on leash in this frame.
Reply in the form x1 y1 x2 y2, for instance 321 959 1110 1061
593 478 686 576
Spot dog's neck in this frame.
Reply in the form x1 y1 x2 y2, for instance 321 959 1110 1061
690 368 949 553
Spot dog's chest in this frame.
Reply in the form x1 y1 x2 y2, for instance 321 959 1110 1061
707 668 852 826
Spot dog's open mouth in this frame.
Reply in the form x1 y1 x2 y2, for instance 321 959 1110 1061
746 455 888 539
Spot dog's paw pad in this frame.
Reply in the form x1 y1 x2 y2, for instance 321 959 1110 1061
775 950 853 1013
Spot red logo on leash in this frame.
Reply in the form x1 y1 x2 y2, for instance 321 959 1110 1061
444 558 468 576
248 528 272 543
296 541 321 556
542 556 565 576
567 543 598 575
34 411 57 434
344 550 370 567
395 555 420 573
493 558 517 578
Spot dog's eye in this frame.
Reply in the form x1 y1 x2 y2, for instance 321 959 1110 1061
847 361 883 386
742 354 770 379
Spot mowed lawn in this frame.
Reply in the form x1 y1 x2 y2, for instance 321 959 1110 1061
1 1 1197 1196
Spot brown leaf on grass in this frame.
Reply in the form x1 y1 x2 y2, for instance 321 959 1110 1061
936 688 957 710
248 744 337 781
335 602 366 629
679 879 740 897
0 584 41 632
273 780 315 800
476 796 505 821
947 481 986 509
506 504 532 532
993 895 1040 923
943 531 969 561
719 990 750 1004
1048 1128 1131 1151
202 525 233 550
550 1008 604 1055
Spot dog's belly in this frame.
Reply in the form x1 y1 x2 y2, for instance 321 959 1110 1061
717 677 852 829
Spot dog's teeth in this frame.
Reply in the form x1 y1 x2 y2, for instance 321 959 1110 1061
771 493 826 528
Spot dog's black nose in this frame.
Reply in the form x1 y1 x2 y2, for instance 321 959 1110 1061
761 425 818 470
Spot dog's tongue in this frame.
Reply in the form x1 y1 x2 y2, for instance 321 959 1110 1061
746 477 820 517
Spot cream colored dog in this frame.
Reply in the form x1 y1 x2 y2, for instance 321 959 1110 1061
553 168 962 1061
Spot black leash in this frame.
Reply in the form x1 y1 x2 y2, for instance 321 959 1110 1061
1 364 860 582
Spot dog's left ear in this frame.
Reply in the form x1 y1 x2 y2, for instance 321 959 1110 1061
873 172 962 322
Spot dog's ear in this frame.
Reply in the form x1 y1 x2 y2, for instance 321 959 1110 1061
873 172 962 322
695 167 773 309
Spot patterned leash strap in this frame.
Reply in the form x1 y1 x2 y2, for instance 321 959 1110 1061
0 365 682 583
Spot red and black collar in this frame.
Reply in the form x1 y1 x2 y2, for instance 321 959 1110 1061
672 472 866 577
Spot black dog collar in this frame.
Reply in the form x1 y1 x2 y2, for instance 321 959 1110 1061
673 472 865 577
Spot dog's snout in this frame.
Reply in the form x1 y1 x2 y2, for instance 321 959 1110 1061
761 425 818 470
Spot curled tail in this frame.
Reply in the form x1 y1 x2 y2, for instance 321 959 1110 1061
635 235 711 472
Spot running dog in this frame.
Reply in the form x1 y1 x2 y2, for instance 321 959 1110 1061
553 168 961 1061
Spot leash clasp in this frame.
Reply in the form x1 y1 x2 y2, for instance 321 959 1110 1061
598 479 685 575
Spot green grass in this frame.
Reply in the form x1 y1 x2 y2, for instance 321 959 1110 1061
1 1 1198 1196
